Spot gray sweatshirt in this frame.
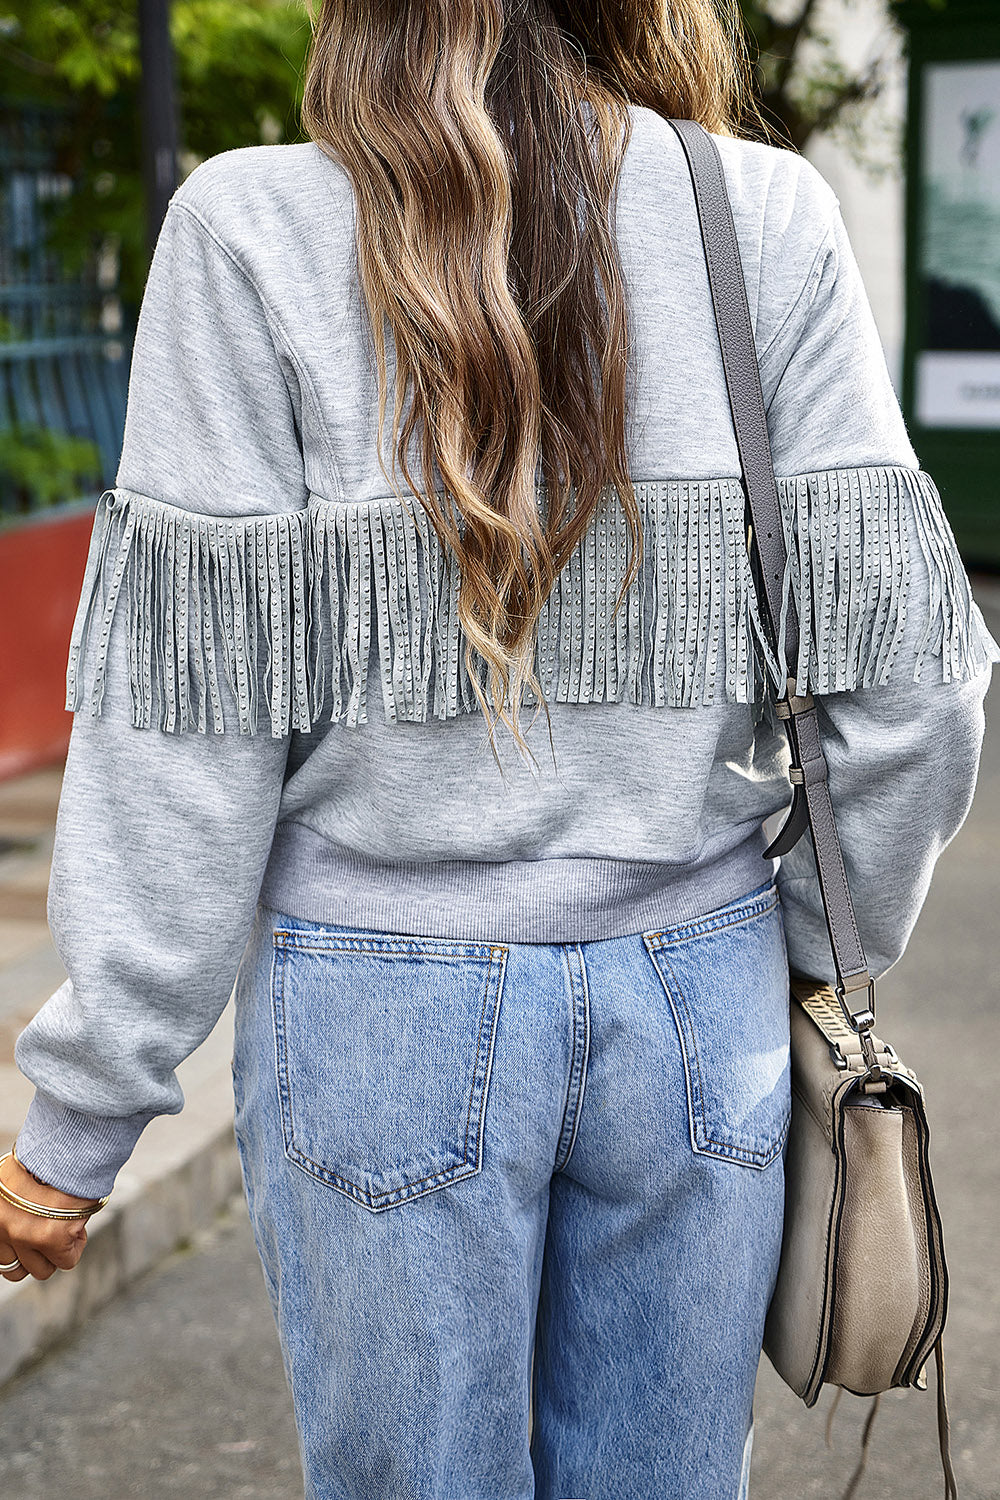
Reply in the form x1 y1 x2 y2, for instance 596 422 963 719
13 107 1000 1199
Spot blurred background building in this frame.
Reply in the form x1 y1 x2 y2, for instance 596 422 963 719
0 0 998 782
818 0 1000 566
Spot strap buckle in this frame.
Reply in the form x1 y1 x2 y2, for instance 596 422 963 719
834 971 876 1034
832 977 891 1084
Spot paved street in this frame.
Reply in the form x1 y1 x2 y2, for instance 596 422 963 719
0 583 997 1499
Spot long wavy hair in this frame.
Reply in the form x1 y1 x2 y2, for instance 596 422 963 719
300 1 771 767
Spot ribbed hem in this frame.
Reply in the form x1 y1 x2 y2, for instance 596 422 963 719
259 820 778 944
12 1089 160 1201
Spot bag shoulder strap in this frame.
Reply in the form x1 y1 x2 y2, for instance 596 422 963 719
667 116 878 1046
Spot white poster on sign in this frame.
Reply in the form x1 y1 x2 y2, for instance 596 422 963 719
916 352 1000 426
918 59 1000 427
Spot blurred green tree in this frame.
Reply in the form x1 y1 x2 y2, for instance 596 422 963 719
0 1 312 308
0 424 102 516
740 0 949 155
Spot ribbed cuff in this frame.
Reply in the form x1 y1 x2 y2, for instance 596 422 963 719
11 1089 160 1200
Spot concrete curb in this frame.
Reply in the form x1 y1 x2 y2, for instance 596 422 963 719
0 999 241 1389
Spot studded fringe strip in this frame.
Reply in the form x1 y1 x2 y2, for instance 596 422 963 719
65 467 1000 737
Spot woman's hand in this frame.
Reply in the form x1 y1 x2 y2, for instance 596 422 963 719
0 1153 99 1282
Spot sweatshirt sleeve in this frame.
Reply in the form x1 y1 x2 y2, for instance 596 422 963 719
13 178 309 1199
758 171 1000 984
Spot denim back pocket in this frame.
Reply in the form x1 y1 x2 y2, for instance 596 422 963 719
642 884 790 1170
270 924 507 1212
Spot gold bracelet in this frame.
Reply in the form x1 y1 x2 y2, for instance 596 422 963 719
8 1145 110 1214
0 1152 110 1220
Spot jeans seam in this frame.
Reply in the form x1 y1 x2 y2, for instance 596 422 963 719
553 947 578 1171
554 944 591 1175
273 930 499 959
566 945 591 1172
271 943 296 1158
462 946 503 1163
644 886 778 949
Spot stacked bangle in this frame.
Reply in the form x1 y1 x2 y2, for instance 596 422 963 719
0 1149 110 1221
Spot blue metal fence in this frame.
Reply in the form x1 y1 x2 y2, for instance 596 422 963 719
0 101 132 518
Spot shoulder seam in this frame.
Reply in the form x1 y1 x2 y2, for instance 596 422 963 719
756 211 837 370
168 200 346 504
170 198 272 304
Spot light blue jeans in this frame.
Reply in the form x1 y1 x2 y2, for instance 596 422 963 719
231 878 791 1500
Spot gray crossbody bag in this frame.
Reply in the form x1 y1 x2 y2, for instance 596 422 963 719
667 116 957 1500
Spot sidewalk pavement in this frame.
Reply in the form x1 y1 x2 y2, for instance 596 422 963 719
0 577 998 1493
0 769 243 1388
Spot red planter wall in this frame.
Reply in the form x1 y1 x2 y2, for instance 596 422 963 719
0 505 97 782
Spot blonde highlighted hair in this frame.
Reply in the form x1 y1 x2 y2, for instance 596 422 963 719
300 1 771 767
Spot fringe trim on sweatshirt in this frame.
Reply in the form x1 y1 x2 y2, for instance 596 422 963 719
65 468 1000 735
776 465 1000 696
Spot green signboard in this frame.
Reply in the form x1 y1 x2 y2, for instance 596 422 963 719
900 2 1000 565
